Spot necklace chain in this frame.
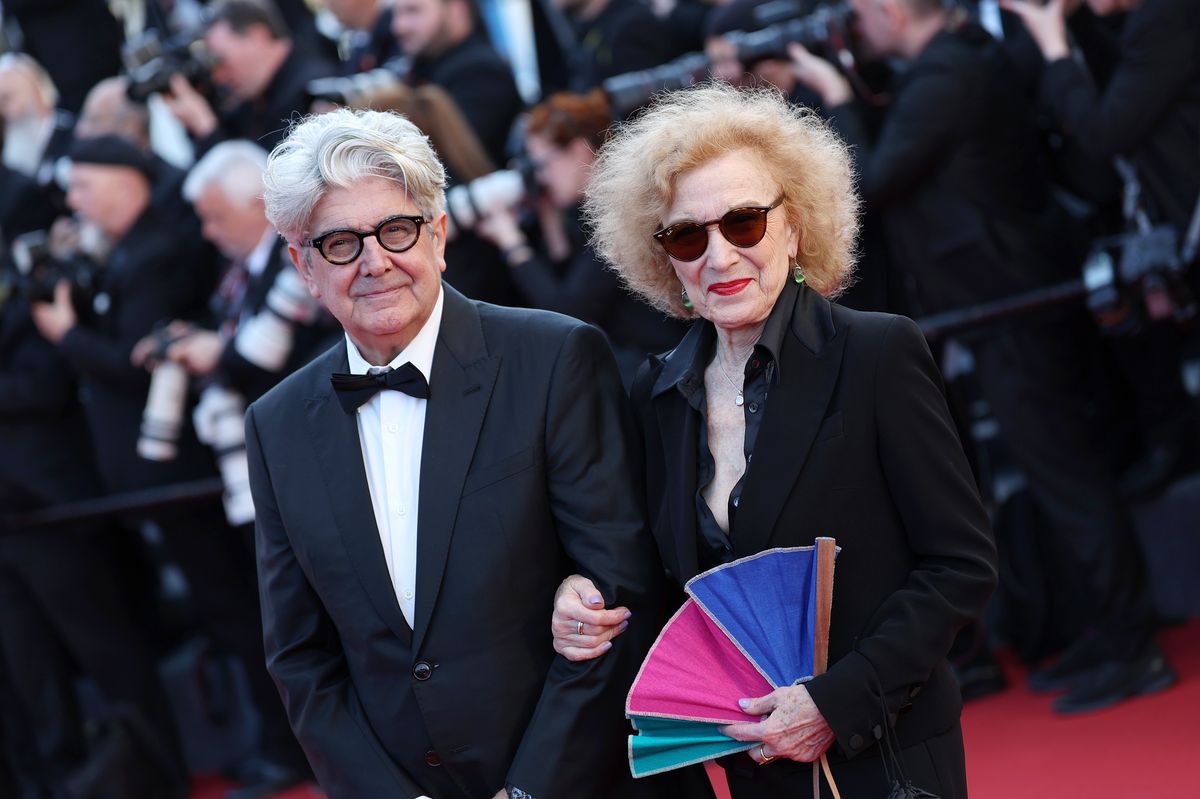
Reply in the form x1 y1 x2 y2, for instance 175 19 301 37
715 350 745 407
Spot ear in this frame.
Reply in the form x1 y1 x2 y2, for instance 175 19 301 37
288 244 321 300
429 211 448 273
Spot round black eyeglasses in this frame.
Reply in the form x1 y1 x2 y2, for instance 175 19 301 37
304 214 427 265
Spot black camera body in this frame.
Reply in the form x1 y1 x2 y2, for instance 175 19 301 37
9 230 101 307
728 1 851 65
123 28 215 103
305 57 412 107
1084 225 1196 332
602 2 851 119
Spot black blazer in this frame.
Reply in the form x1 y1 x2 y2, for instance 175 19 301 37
630 285 997 766
246 285 662 798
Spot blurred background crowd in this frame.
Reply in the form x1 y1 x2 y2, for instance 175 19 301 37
0 0 1196 797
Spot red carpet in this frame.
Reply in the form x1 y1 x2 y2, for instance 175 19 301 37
962 620 1199 799
191 621 1200 799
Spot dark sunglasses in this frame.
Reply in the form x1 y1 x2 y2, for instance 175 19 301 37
304 214 427 265
653 197 784 262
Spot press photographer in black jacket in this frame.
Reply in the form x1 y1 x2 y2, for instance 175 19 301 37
473 90 687 383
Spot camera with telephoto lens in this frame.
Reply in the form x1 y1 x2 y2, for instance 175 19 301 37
602 53 711 121
137 328 194 462
1083 225 1196 334
8 230 101 306
727 1 852 65
232 265 323 372
602 2 851 119
305 57 412 107
193 385 255 526
123 27 215 103
444 168 538 241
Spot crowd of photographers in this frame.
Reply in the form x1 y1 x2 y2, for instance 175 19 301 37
0 0 1196 796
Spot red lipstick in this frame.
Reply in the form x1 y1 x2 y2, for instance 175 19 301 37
707 279 752 296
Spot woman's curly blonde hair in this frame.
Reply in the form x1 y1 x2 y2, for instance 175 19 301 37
583 82 860 318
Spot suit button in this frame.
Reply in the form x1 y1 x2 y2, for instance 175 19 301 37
873 724 883 740
413 661 433 681
849 733 864 750
425 750 441 767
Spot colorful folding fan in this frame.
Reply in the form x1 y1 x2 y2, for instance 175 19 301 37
626 538 838 779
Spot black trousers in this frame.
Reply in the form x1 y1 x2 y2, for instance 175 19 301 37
0 525 185 784
722 724 967 798
969 311 1154 659
152 506 306 769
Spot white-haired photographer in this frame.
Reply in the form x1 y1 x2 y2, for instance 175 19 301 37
131 139 337 526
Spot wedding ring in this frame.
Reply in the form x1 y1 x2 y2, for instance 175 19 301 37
757 745 776 765
577 620 584 636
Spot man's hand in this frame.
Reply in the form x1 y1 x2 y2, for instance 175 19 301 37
1000 0 1071 61
788 43 853 107
131 320 195 368
161 73 219 138
550 575 630 661
166 329 224 376
30 280 77 344
720 684 836 764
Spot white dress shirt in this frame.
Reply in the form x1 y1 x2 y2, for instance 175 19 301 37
345 287 444 628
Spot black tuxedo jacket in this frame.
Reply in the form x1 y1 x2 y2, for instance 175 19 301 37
630 285 997 771
246 285 662 798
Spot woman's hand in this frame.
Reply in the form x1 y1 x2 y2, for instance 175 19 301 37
1000 0 1071 61
721 684 837 764
551 575 630 662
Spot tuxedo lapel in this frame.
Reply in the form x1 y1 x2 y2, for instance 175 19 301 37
412 287 500 654
733 286 847 556
303 346 413 645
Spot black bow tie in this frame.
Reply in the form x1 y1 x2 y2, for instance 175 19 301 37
331 363 429 413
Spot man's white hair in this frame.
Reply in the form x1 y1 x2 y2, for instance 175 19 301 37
262 108 447 243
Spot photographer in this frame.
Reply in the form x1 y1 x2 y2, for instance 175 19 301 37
0 54 74 233
391 0 522 167
132 140 336 405
473 90 686 382
1002 0 1199 233
162 0 336 154
0 285 186 798
1001 0 1199 494
790 0 1173 715
321 0 401 74
31 134 310 796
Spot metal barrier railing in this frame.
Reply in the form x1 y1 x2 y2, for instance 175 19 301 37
2 478 224 533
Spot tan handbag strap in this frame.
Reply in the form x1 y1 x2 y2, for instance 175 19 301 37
813 753 842 799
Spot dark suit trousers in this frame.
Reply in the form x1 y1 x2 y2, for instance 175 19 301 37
969 311 1153 658
153 509 305 768
0 525 184 780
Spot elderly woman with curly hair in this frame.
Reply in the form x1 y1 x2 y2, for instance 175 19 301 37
550 83 997 798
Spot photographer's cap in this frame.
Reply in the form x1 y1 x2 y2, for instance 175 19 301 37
67 135 158 181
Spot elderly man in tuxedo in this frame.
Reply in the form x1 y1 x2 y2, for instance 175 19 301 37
247 107 661 799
